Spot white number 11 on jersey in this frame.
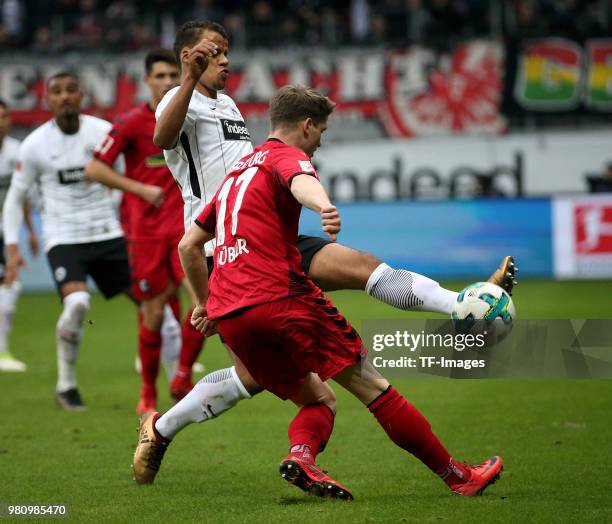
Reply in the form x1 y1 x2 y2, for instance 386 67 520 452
216 166 258 246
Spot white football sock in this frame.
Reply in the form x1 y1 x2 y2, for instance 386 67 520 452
155 366 251 439
56 291 90 393
160 304 181 379
366 263 458 314
0 281 21 352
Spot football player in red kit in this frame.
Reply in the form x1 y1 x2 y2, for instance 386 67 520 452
86 50 205 413
180 85 504 499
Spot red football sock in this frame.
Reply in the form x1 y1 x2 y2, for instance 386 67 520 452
167 295 181 322
368 386 469 484
288 404 335 464
176 309 205 378
138 324 161 388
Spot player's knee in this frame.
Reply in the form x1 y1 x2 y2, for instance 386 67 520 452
323 397 336 415
0 280 21 311
57 291 90 341
340 249 383 289
143 309 165 331
61 291 90 320
311 246 383 290
360 251 383 270
358 252 384 280
316 383 337 414
234 365 261 395
229 355 262 395
358 379 391 406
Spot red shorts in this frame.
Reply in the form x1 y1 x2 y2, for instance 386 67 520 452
128 232 184 300
217 291 366 400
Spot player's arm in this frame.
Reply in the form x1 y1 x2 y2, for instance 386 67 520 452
291 174 341 241
178 222 215 334
3 149 37 283
154 38 218 149
85 157 164 208
22 198 39 257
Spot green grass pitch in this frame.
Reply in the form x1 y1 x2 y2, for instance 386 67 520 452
1 280 611 523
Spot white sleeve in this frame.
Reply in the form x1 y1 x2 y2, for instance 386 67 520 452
155 89 172 120
156 87 196 129
3 141 38 245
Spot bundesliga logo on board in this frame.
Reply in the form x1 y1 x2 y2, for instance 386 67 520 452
575 205 612 254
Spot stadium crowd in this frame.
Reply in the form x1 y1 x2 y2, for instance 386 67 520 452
0 0 609 53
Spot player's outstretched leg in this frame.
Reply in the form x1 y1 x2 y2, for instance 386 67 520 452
0 281 27 372
365 263 458 314
366 255 517 312
308 243 517 314
308 244 458 314
133 365 255 484
280 374 353 501
333 359 503 497
55 291 90 411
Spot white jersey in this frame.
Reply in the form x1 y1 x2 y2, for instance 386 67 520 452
5 115 123 251
156 87 253 255
0 136 20 231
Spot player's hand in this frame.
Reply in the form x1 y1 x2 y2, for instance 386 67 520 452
184 38 218 81
28 232 40 257
191 304 218 337
5 245 26 285
202 320 219 337
140 184 164 208
320 205 341 241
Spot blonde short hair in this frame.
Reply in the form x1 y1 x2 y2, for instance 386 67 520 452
269 85 335 130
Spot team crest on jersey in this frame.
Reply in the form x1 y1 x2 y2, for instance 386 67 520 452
54 266 67 282
145 154 167 168
220 119 251 141
57 167 86 184
298 160 315 173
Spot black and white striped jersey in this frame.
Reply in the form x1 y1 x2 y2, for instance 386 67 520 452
4 115 123 251
157 87 253 256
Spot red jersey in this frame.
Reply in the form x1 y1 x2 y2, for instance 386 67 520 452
93 103 183 239
196 139 320 319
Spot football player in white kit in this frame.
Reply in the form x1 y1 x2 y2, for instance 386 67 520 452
132 21 516 484
0 99 39 372
2 73 134 410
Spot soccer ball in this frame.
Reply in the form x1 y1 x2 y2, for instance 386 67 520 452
450 282 516 345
